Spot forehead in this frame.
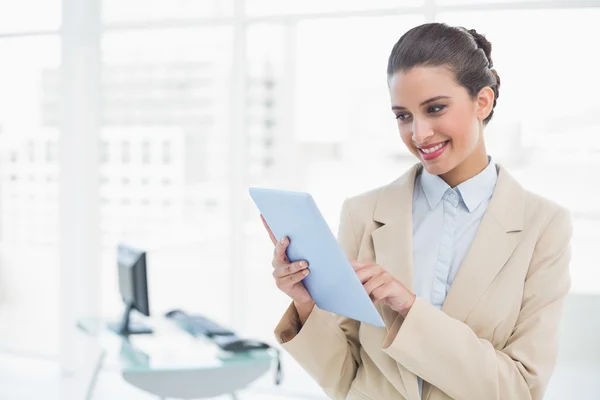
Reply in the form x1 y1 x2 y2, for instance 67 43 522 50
388 66 462 106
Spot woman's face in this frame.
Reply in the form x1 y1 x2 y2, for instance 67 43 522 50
388 66 491 177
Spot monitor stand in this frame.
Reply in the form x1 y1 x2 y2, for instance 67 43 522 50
108 301 153 336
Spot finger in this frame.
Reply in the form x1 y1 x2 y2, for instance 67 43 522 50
276 269 310 289
260 214 277 245
371 283 393 303
350 261 371 270
355 265 381 284
273 260 308 278
363 272 390 296
271 236 290 267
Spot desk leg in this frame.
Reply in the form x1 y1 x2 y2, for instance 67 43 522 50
85 350 106 400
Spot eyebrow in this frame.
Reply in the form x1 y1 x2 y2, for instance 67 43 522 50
391 95 451 111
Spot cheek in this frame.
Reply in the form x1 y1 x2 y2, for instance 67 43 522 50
434 109 478 146
399 127 418 153
399 127 411 144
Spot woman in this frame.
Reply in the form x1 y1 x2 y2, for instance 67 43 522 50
261 22 571 400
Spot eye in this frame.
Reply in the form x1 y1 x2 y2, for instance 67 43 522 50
427 104 446 113
395 113 411 121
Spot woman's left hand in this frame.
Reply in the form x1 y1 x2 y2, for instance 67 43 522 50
351 261 416 318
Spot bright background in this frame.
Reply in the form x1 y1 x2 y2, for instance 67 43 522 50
0 0 598 399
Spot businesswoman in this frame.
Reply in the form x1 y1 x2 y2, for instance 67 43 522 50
261 23 572 400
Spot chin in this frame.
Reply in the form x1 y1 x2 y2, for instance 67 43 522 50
421 162 453 176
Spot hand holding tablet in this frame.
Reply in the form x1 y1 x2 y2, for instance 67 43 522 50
249 187 386 328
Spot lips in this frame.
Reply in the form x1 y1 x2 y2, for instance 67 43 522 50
418 140 449 161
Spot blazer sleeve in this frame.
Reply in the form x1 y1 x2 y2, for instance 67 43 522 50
273 198 362 400
381 207 572 400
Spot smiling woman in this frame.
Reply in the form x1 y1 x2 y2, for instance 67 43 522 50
270 22 574 400
387 23 500 186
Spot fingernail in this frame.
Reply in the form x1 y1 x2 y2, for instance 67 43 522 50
299 261 307 267
302 269 309 275
280 237 286 244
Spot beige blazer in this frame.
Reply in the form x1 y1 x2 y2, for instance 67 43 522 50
274 163 572 400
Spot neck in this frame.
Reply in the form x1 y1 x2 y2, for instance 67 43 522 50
439 142 489 188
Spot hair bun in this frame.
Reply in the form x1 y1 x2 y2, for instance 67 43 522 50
467 29 493 68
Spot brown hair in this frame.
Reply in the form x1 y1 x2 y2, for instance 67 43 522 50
387 22 501 125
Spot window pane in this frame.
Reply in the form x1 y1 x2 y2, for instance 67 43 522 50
437 0 547 4
437 9 600 293
242 17 424 396
435 0 548 6
0 0 60 33
241 23 323 396
295 15 425 193
0 36 61 356
102 0 233 23
247 0 423 17
99 28 233 325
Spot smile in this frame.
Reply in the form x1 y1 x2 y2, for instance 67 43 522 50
418 140 449 160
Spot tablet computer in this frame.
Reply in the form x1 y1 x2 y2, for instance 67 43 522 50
249 187 385 328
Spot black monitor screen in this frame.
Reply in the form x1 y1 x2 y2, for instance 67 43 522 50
116 244 150 323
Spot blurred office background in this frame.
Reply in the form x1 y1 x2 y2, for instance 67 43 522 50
0 0 598 399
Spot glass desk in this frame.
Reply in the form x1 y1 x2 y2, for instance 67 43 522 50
77 318 275 400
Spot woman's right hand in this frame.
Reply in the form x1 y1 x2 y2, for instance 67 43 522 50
261 215 314 305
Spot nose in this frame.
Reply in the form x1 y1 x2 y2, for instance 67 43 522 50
411 118 434 146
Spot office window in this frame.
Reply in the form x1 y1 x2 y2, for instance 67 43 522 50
246 0 423 16
0 36 60 357
244 24 286 186
437 8 600 293
45 140 56 163
0 0 61 33
294 15 424 190
102 0 233 23
100 27 233 322
162 141 171 164
99 140 109 163
436 0 547 4
27 141 35 163
241 17 423 395
142 140 151 164
121 141 131 164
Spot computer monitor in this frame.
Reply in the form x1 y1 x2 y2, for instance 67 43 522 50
108 244 153 335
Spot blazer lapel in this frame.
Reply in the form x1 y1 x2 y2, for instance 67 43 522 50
371 163 421 400
440 165 525 322
422 165 525 400
371 163 419 323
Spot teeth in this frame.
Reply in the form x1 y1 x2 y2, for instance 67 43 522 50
421 142 446 154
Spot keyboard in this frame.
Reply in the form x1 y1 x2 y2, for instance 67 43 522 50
165 310 235 338
187 315 235 337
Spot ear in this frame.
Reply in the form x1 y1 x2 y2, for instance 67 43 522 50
476 86 495 122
